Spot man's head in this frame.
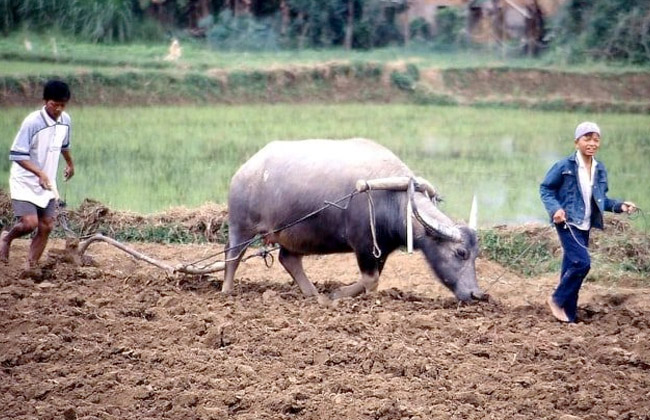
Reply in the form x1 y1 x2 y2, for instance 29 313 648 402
574 121 600 141
42 80 70 120
574 121 601 158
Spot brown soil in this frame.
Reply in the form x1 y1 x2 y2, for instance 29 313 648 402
2 237 649 419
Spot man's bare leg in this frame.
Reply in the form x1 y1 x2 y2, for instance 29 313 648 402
27 216 54 268
1 215 39 264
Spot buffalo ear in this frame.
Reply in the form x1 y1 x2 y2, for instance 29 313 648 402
468 195 477 231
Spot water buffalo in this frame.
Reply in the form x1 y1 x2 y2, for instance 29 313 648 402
223 138 484 301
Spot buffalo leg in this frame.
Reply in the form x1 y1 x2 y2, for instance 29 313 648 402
222 232 250 293
223 259 240 294
330 253 384 299
278 248 319 297
330 272 379 299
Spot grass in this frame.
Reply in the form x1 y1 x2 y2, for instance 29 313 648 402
478 220 650 282
0 104 648 229
479 228 558 277
3 33 650 76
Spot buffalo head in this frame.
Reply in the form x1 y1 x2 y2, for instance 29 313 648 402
412 193 485 302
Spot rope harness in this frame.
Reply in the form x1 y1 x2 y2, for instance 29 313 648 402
181 189 362 272
179 176 439 272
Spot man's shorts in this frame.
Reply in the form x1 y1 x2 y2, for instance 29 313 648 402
12 199 57 219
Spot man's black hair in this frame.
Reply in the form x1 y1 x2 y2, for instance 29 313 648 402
43 80 71 102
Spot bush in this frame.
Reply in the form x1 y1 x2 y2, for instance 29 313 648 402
2 0 137 43
431 7 466 51
409 17 432 42
390 63 420 91
353 1 404 49
133 17 166 42
208 10 280 51
552 0 650 64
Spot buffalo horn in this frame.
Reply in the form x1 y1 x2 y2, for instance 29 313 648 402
468 195 478 231
411 194 462 242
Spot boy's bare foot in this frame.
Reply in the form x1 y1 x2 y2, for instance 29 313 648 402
547 296 569 322
20 259 43 281
0 231 9 263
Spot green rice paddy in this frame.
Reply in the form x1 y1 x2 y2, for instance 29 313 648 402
1 104 647 227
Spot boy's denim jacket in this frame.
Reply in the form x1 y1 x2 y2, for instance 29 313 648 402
540 152 623 230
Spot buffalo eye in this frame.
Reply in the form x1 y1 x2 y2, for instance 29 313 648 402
455 248 469 260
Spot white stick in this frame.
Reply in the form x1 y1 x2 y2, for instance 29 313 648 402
468 194 478 230
406 197 413 254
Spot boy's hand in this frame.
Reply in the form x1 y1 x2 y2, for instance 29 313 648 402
621 201 637 214
552 209 566 224
64 165 75 180
39 174 52 190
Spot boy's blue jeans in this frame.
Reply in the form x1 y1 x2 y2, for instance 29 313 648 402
552 224 591 322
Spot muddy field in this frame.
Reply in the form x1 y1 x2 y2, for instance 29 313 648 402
1 238 649 420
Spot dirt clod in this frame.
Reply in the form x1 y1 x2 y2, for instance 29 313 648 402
1 236 650 419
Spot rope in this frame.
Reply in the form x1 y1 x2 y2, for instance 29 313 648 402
564 206 646 251
52 186 360 273
627 207 648 235
54 177 646 281
179 190 361 270
564 222 590 251
366 192 382 259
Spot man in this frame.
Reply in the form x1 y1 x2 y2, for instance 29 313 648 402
1 80 75 270
540 121 636 323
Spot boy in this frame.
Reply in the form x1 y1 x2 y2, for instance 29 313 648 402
1 80 75 269
540 121 636 323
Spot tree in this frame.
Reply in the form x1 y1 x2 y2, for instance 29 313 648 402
553 0 650 63
344 0 354 50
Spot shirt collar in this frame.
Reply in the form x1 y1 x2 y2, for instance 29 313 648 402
40 107 59 126
575 150 597 169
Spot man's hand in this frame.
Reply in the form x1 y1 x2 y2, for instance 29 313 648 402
38 173 52 190
64 165 75 181
552 208 566 224
621 201 637 214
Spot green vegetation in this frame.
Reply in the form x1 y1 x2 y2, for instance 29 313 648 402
1 0 139 42
390 63 420 91
479 222 650 283
102 225 204 244
1 2 648 281
1 104 648 229
479 227 558 277
4 33 650 77
3 0 649 65
0 34 551 74
553 0 650 64
1 0 408 48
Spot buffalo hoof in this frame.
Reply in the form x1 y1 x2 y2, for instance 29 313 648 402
471 291 489 301
317 294 335 307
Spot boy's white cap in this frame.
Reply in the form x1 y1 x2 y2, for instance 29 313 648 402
574 121 600 140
